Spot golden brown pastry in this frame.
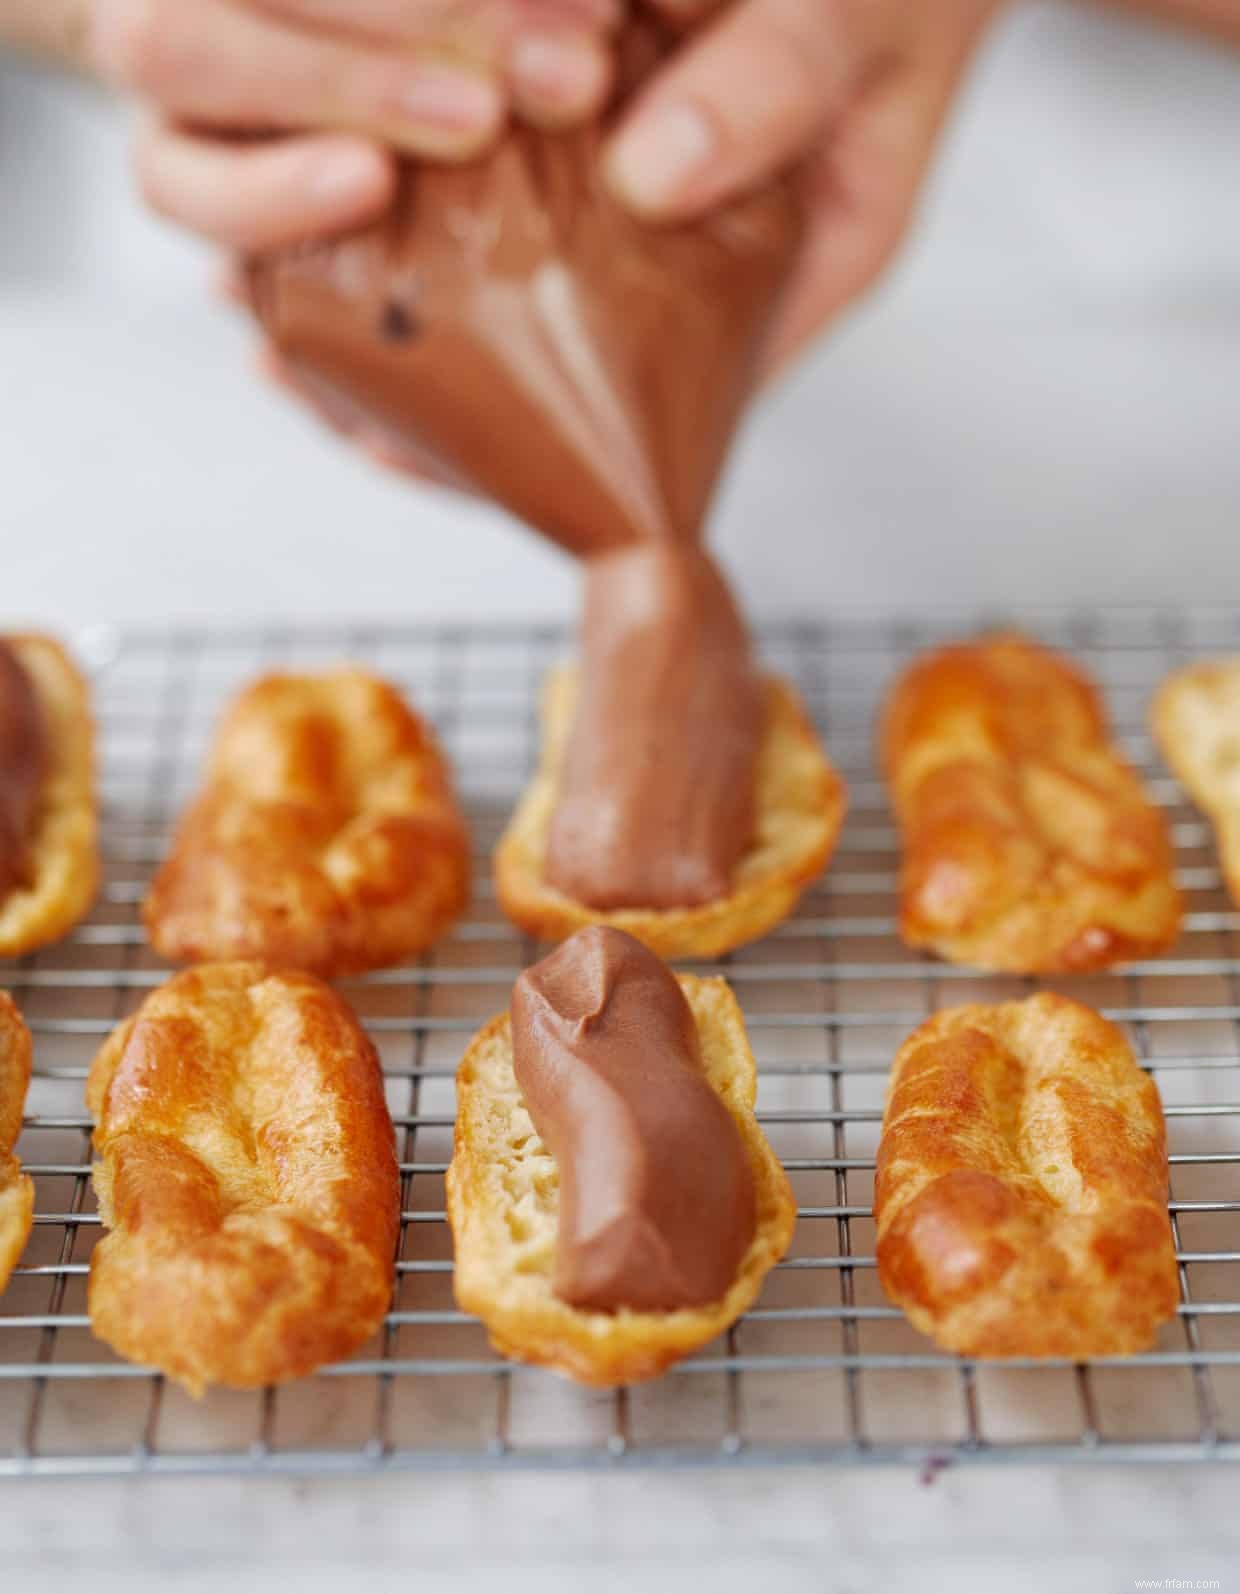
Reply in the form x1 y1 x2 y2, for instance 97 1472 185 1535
875 993 1178 1358
144 669 470 976
0 634 97 956
495 669 845 959
447 940 796 1385
1152 657 1240 907
0 993 34 1292
87 963 399 1395
880 633 1181 972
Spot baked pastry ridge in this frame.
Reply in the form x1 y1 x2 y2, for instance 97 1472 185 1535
87 963 399 1394
875 993 1178 1358
0 992 35 1292
880 632 1181 972
0 640 47 900
447 947 796 1385
143 668 470 976
1152 656 1240 906
0 634 98 957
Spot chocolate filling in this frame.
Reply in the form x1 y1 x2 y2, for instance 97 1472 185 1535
545 546 763 909
511 926 756 1313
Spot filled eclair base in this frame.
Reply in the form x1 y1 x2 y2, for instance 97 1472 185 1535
495 669 846 959
447 971 795 1386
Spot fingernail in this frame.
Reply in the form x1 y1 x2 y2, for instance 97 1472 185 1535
309 145 386 208
401 64 502 132
607 101 716 216
306 146 384 208
511 32 604 111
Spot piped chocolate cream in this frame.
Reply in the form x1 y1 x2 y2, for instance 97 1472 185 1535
247 21 802 556
0 643 48 898
511 926 756 1313
545 545 763 910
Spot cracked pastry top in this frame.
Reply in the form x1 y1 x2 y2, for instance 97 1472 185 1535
0 993 34 1292
0 634 97 957
1152 656 1240 908
144 668 470 976
880 632 1181 972
87 962 399 1394
875 992 1178 1358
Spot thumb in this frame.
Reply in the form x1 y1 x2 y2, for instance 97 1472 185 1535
605 0 869 220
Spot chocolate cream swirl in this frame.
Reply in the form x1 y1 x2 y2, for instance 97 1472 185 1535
511 926 756 1313
545 545 763 909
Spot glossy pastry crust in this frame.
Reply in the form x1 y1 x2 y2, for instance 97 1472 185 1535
1152 657 1240 907
87 963 400 1394
880 634 1181 972
494 670 846 959
0 635 98 956
875 993 1178 1358
0 993 34 1293
144 669 470 976
447 974 796 1386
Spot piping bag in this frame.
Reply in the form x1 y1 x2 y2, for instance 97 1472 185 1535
246 15 804 556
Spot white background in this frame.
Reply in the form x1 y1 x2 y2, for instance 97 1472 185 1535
3 1 1240 1584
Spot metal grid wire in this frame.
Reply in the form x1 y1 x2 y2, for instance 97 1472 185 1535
3 607 1240 1477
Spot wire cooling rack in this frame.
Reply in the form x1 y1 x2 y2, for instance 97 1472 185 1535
2 608 1240 1478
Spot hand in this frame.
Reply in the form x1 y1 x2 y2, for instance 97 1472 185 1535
254 0 1001 487
605 0 1004 377
87 0 620 250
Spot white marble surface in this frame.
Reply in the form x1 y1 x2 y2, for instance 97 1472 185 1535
3 1 1240 1583
4 1465 1240 1591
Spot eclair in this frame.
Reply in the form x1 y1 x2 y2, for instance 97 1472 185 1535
0 634 97 956
447 927 796 1385
1152 657 1240 907
495 548 846 959
0 993 34 1292
87 963 400 1394
144 668 470 976
880 633 1181 972
875 993 1178 1358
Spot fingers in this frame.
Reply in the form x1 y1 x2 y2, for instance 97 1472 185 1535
507 25 613 127
251 0 622 44
606 0 865 219
93 0 505 159
251 0 617 122
136 122 396 250
760 24 991 379
92 0 615 158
